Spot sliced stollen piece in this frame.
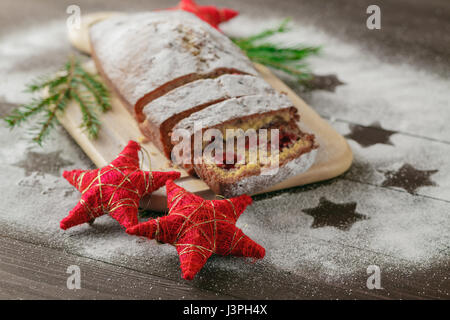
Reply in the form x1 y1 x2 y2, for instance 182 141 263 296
139 74 276 158
89 10 257 121
171 94 318 196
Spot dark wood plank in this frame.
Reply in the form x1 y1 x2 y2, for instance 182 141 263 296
0 235 234 300
0 227 364 300
2 230 447 300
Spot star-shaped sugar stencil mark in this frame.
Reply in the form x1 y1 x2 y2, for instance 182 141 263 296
302 197 368 231
345 121 397 148
380 163 438 194
13 150 74 177
304 74 345 92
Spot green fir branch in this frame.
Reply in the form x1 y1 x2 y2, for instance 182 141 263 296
232 18 320 83
72 89 101 139
3 57 110 144
233 18 291 48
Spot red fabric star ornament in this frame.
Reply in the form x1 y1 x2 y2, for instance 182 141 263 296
60 140 180 230
167 0 239 29
126 180 265 280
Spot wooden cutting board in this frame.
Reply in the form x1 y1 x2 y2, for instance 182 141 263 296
62 12 352 211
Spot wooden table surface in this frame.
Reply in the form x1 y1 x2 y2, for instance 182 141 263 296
0 0 449 299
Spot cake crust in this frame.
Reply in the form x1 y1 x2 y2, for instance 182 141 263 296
89 11 257 120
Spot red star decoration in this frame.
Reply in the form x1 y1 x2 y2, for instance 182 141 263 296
167 0 239 30
60 141 180 230
126 180 265 280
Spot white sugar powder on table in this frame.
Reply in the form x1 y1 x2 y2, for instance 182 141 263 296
222 17 450 142
0 19 69 104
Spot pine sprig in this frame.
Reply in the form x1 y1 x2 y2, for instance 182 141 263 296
232 18 320 83
3 57 111 145
72 89 101 139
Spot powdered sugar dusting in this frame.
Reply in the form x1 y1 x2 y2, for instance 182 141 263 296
243 179 450 279
0 19 68 104
331 120 450 201
222 16 450 142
